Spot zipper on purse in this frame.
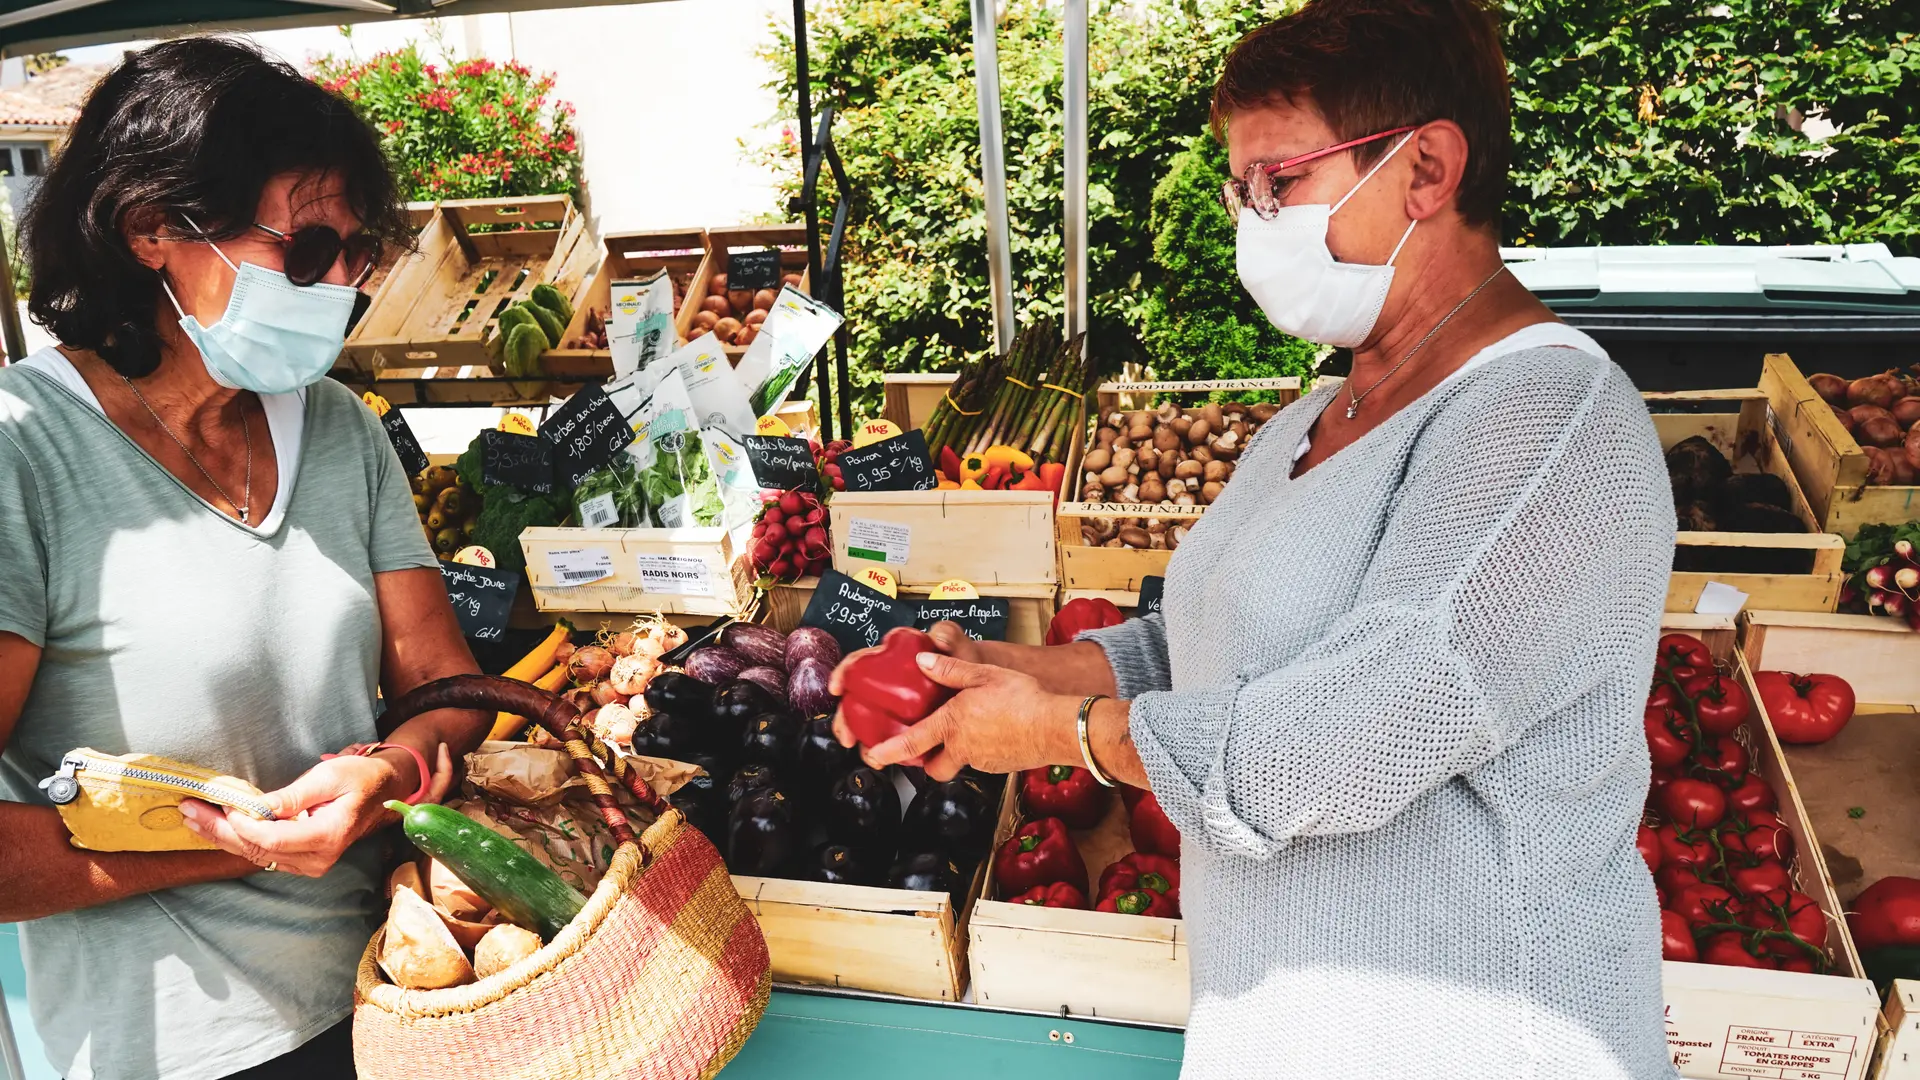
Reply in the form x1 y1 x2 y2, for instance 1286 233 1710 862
39 752 276 820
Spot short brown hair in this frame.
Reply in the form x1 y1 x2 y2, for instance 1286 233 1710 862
1211 0 1511 227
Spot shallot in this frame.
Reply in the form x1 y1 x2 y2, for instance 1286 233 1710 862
607 653 660 696
568 645 614 682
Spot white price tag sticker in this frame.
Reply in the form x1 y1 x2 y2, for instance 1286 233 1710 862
845 518 911 566
636 554 713 596
545 548 615 586
578 492 619 529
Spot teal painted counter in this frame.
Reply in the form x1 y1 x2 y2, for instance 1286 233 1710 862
2 927 1182 1080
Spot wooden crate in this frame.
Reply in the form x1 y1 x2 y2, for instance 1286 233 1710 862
1647 386 1847 613
518 524 755 618
1658 615 1883 1080
1739 610 1920 1080
339 201 440 373
686 224 811 362
766 577 1055 646
829 490 1057 588
1056 378 1301 593
346 195 593 372
1761 353 1920 539
881 372 958 431
969 767 1190 1025
541 228 709 379
731 873 981 1001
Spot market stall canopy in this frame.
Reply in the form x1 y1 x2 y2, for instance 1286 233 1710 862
0 0 669 58
1504 243 1920 313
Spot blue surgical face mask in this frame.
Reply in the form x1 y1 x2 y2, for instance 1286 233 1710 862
162 225 358 395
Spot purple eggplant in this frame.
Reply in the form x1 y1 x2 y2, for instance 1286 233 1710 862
787 657 836 717
685 645 752 685
783 626 841 671
722 624 789 670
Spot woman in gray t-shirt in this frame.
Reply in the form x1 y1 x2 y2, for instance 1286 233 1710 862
0 38 490 1080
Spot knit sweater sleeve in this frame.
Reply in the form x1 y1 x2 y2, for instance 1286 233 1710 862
1080 612 1173 698
1130 362 1671 860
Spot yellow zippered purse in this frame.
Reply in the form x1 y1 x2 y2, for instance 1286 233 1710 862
38 748 274 852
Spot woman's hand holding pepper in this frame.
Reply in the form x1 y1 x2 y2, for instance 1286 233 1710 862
179 742 456 878
855 652 1079 781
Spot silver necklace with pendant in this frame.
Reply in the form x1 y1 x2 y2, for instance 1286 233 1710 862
122 375 254 522
1345 265 1506 420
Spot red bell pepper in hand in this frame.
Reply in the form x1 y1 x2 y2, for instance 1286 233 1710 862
1119 784 1147 811
838 627 953 761
1020 765 1111 829
1097 888 1178 918
1129 789 1180 856
993 816 1088 895
1009 881 1088 909
1045 596 1125 647
1096 852 1180 912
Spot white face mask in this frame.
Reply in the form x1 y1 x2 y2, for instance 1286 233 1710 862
1235 131 1417 348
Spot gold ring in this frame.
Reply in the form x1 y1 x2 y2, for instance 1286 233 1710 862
263 861 278 872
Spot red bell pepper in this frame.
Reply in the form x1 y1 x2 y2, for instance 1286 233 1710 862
1020 765 1112 829
1129 789 1180 856
1096 852 1180 912
983 464 1011 490
938 445 964 487
838 627 953 761
992 816 1088 895
1045 596 1125 647
1096 888 1178 918
1038 461 1066 501
1011 469 1050 491
1119 784 1147 812
1009 881 1088 909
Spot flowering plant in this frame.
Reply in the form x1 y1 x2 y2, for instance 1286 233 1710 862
312 46 580 201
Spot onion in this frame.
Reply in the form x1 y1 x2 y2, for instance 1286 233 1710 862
1892 397 1920 430
1859 415 1905 449
608 631 638 656
1808 373 1850 406
589 680 625 707
787 657 836 717
1832 405 1856 434
1850 375 1900 410
568 645 614 682
607 653 660 696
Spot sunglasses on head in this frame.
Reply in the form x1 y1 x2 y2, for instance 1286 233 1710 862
249 222 383 289
1220 125 1418 220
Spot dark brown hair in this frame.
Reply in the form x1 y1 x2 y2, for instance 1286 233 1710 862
22 36 411 377
1211 0 1511 227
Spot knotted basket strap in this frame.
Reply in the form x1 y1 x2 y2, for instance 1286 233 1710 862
559 725 641 849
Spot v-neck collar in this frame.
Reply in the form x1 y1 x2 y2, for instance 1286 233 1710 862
14 363 310 540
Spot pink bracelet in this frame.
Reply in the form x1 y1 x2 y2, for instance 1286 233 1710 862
324 742 434 805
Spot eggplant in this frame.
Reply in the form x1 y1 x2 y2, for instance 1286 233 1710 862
783 626 841 671
668 773 727 847
787 657 837 718
722 623 789 670
685 646 752 685
727 788 798 877
825 766 900 857
714 679 782 726
729 764 783 806
795 716 858 791
809 842 877 886
901 777 994 861
886 850 965 899
633 710 710 762
737 665 788 699
643 671 715 717
741 711 799 770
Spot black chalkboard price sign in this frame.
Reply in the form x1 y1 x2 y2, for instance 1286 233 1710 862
726 249 783 292
480 429 554 493
744 434 819 494
800 569 919 655
838 430 938 493
439 562 521 640
540 385 636 489
377 409 430 478
1137 575 1165 616
915 597 1011 642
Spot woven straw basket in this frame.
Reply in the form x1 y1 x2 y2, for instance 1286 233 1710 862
354 675 770 1080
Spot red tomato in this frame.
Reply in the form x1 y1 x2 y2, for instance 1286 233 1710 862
1657 633 1714 678
1673 883 1742 927
1723 772 1776 815
1729 860 1792 897
1682 673 1752 737
1661 909 1699 962
1723 812 1793 864
1848 876 1920 950
1700 931 1771 968
1782 890 1827 950
1657 862 1713 898
1648 683 1681 710
1644 707 1694 769
1636 824 1662 875
1648 767 1682 807
1752 671 1856 746
1660 779 1728 829
1657 824 1716 868
1691 736 1749 785
1777 955 1816 973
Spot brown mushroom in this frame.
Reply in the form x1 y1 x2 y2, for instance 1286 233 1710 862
1082 446 1112 473
1136 446 1160 473
1174 459 1204 481
1138 477 1167 503
1187 419 1212 446
1080 526 1102 546
1169 416 1193 440
1168 525 1189 550
1201 480 1225 503
1111 447 1136 471
1203 459 1230 483
1250 402 1280 422
1200 402 1226 432
1152 425 1183 454
1189 445 1214 465
1095 427 1119 448
1098 465 1128 488
1118 525 1153 548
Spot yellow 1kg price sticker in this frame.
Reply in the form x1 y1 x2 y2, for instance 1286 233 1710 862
858 566 898 597
851 419 901 448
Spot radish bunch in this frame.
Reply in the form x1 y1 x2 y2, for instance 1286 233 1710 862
752 489 829 582
815 439 851 492
1854 537 1920 629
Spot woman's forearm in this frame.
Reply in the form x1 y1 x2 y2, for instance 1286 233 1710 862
974 640 1119 699
1086 697 1149 788
0 801 254 922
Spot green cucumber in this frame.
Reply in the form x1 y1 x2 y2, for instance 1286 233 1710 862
387 800 586 940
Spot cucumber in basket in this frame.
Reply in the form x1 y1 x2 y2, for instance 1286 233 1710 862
387 801 586 941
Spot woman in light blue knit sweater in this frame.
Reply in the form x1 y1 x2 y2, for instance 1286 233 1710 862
835 0 1676 1076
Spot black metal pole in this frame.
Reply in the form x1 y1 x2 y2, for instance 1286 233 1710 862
793 0 834 443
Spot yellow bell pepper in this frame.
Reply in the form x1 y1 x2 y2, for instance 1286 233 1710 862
982 444 1035 472
959 453 989 484
959 478 984 490
936 479 961 490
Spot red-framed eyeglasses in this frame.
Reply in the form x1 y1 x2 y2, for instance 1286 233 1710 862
1221 125 1418 220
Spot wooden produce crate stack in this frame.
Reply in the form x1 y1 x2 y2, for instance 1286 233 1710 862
345 195 593 400
683 224 812 362
1761 353 1920 539
517 525 757 620
1055 377 1301 606
1646 384 1847 613
540 228 708 380
337 201 439 375
1738 610 1920 1078
1656 614 1883 1080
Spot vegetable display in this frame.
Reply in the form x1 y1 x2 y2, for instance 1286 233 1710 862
922 324 1097 495
1073 399 1280 551
410 462 484 560
750 489 830 584
486 283 576 377
992 817 1088 896
1807 366 1920 484
1020 765 1111 830
1640 635 1835 972
691 270 804 349
452 432 568 574
1850 876 1920 991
